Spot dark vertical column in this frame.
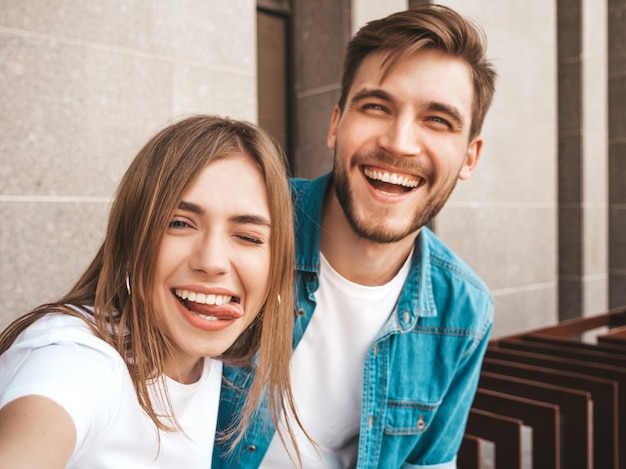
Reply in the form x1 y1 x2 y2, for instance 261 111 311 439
257 7 290 157
608 0 626 308
409 0 432 7
291 0 352 178
557 0 584 320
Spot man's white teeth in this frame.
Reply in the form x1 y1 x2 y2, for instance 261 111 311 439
364 168 420 188
175 289 232 305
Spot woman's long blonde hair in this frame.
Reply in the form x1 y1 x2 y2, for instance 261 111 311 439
0 115 302 458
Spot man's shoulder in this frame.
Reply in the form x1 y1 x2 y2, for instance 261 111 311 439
289 173 331 201
419 228 492 300
289 176 310 190
414 229 493 333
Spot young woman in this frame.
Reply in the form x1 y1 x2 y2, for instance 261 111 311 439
0 115 303 468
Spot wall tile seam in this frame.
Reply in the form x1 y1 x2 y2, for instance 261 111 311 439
559 273 609 281
0 26 253 77
608 137 626 144
0 195 111 203
609 203 626 209
297 83 341 99
558 56 582 66
608 268 626 275
490 281 557 297
558 129 583 138
607 71 626 79
559 202 610 209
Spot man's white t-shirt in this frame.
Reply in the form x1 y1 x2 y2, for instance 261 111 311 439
0 313 222 468
261 251 413 468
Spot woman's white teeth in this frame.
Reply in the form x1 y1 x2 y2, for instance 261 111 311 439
197 313 218 321
364 168 419 188
175 289 232 305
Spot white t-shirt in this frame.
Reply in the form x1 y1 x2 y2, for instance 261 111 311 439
0 313 222 468
261 251 412 468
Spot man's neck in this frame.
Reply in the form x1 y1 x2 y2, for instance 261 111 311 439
320 190 418 286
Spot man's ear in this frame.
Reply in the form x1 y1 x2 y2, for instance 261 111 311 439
458 137 483 180
327 105 341 150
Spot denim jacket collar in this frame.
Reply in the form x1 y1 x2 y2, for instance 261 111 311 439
292 172 438 334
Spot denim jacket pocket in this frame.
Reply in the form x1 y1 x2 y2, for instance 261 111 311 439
383 399 440 435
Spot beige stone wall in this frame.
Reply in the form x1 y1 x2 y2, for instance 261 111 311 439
0 0 257 329
434 0 561 337
1 0 620 337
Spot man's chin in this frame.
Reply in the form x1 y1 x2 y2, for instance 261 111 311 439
347 217 421 244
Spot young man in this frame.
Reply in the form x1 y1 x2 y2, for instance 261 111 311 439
214 4 497 468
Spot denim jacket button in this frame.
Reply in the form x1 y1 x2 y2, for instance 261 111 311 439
295 308 305 317
417 415 425 430
247 445 257 452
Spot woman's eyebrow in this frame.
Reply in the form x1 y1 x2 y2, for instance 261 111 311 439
231 214 271 228
178 200 204 215
179 201 271 228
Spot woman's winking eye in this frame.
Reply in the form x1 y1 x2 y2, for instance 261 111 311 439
235 233 265 245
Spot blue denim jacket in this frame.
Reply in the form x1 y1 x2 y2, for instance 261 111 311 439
213 173 493 468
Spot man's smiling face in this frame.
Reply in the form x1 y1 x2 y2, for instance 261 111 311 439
327 48 482 243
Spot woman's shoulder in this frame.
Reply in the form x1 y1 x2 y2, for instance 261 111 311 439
0 312 144 466
27 310 92 331
2 310 127 390
12 312 107 350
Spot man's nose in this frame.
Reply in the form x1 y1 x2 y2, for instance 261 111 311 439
378 116 422 157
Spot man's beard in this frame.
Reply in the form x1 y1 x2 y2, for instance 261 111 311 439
332 150 458 244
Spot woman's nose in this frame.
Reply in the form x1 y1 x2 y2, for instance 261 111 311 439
189 234 230 276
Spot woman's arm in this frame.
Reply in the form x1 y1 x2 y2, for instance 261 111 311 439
0 395 76 469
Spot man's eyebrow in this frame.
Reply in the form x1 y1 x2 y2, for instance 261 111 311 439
425 101 466 128
350 88 393 103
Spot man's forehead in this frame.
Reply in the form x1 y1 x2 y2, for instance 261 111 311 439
350 50 474 106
